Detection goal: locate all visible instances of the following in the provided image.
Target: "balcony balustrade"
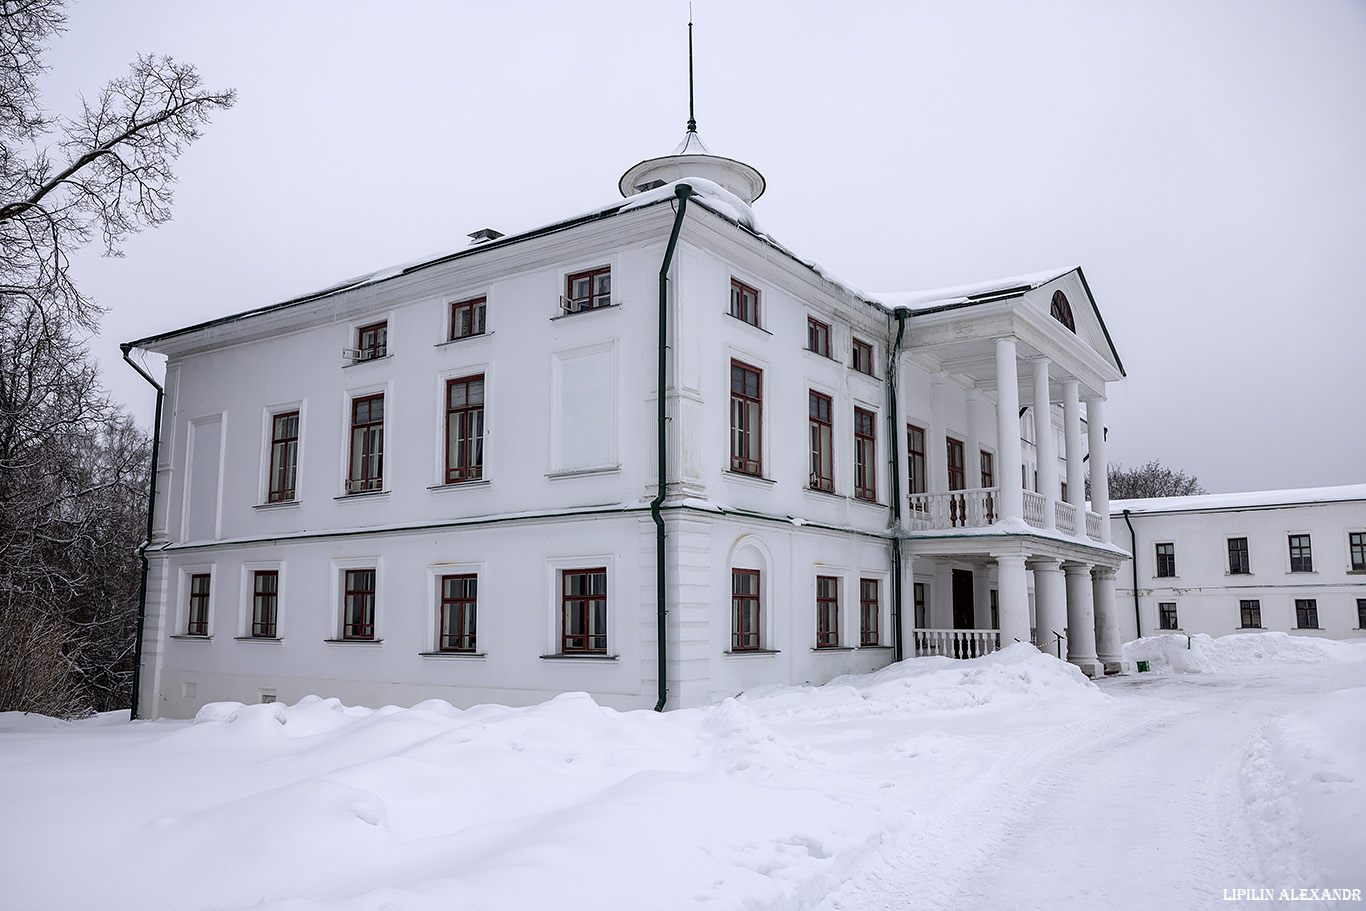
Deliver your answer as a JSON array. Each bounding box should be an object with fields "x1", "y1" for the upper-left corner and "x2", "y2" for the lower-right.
[
  {"x1": 912, "y1": 628, "x2": 1001, "y2": 659},
  {"x1": 906, "y1": 486, "x2": 1105, "y2": 542}
]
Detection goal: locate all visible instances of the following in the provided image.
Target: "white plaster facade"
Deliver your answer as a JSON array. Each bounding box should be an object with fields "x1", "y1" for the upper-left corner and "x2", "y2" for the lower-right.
[
  {"x1": 126, "y1": 130, "x2": 1132, "y2": 718},
  {"x1": 1110, "y1": 486, "x2": 1366, "y2": 642}
]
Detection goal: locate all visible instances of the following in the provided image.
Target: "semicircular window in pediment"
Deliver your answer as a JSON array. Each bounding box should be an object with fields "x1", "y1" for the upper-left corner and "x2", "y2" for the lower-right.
[{"x1": 1050, "y1": 290, "x2": 1076, "y2": 333}]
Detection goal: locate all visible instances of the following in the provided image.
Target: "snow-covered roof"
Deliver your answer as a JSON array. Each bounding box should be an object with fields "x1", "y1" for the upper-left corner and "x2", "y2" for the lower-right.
[
  {"x1": 1111, "y1": 484, "x2": 1366, "y2": 516},
  {"x1": 874, "y1": 267, "x2": 1078, "y2": 313}
]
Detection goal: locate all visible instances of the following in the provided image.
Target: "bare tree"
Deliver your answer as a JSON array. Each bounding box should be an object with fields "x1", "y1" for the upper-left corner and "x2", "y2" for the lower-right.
[
  {"x1": 0, "y1": 1, "x2": 231, "y2": 714},
  {"x1": 1103, "y1": 460, "x2": 1208, "y2": 500},
  {"x1": 1, "y1": 0, "x2": 236, "y2": 330}
]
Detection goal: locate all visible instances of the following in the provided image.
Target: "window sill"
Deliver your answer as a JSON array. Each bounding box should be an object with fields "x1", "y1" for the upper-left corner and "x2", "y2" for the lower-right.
[
  {"x1": 851, "y1": 495, "x2": 886, "y2": 509},
  {"x1": 801, "y1": 348, "x2": 838, "y2": 362},
  {"x1": 724, "y1": 470, "x2": 775, "y2": 487},
  {"x1": 419, "y1": 651, "x2": 487, "y2": 659},
  {"x1": 1287, "y1": 570, "x2": 1318, "y2": 575},
  {"x1": 234, "y1": 636, "x2": 283, "y2": 643},
  {"x1": 171, "y1": 634, "x2": 213, "y2": 641},
  {"x1": 724, "y1": 648, "x2": 780, "y2": 657},
  {"x1": 546, "y1": 464, "x2": 621, "y2": 480},
  {"x1": 428, "y1": 479, "x2": 490, "y2": 492},
  {"x1": 1346, "y1": 570, "x2": 1366, "y2": 575},
  {"x1": 724, "y1": 312, "x2": 771, "y2": 334},
  {"x1": 435, "y1": 331, "x2": 492, "y2": 349},
  {"x1": 811, "y1": 646, "x2": 855, "y2": 652},
  {"x1": 849, "y1": 367, "x2": 880, "y2": 381},
  {"x1": 550, "y1": 303, "x2": 621, "y2": 321},
  {"x1": 538, "y1": 653, "x2": 618, "y2": 661},
  {"x1": 324, "y1": 638, "x2": 384, "y2": 645},
  {"x1": 343, "y1": 354, "x2": 392, "y2": 369},
  {"x1": 1153, "y1": 576, "x2": 1179, "y2": 581},
  {"x1": 336, "y1": 489, "x2": 390, "y2": 501},
  {"x1": 858, "y1": 644, "x2": 894, "y2": 650},
  {"x1": 1238, "y1": 627, "x2": 1266, "y2": 630},
  {"x1": 254, "y1": 500, "x2": 301, "y2": 510},
  {"x1": 806, "y1": 484, "x2": 839, "y2": 498},
  {"x1": 1224, "y1": 571, "x2": 1252, "y2": 577},
  {"x1": 1295, "y1": 627, "x2": 1322, "y2": 631}
]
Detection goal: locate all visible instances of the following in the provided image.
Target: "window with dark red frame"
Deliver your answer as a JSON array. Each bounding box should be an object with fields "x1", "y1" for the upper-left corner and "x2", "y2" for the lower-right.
[
  {"x1": 251, "y1": 570, "x2": 278, "y2": 638},
  {"x1": 355, "y1": 321, "x2": 387, "y2": 360},
  {"x1": 913, "y1": 581, "x2": 927, "y2": 628},
  {"x1": 852, "y1": 338, "x2": 874, "y2": 375},
  {"x1": 450, "y1": 296, "x2": 486, "y2": 340},
  {"x1": 946, "y1": 437, "x2": 965, "y2": 491},
  {"x1": 854, "y1": 407, "x2": 876, "y2": 501},
  {"x1": 445, "y1": 375, "x2": 484, "y2": 483},
  {"x1": 439, "y1": 574, "x2": 477, "y2": 652},
  {"x1": 1228, "y1": 537, "x2": 1250, "y2": 574},
  {"x1": 1289, "y1": 535, "x2": 1313, "y2": 572},
  {"x1": 268, "y1": 411, "x2": 299, "y2": 503},
  {"x1": 732, "y1": 569, "x2": 760, "y2": 651},
  {"x1": 562, "y1": 568, "x2": 607, "y2": 654},
  {"x1": 564, "y1": 267, "x2": 611, "y2": 313},
  {"x1": 815, "y1": 575, "x2": 839, "y2": 648},
  {"x1": 907, "y1": 424, "x2": 926, "y2": 495},
  {"x1": 1350, "y1": 532, "x2": 1366, "y2": 572},
  {"x1": 1156, "y1": 543, "x2": 1176, "y2": 578},
  {"x1": 1295, "y1": 598, "x2": 1318, "y2": 629},
  {"x1": 859, "y1": 578, "x2": 879, "y2": 646},
  {"x1": 343, "y1": 569, "x2": 376, "y2": 639},
  {"x1": 187, "y1": 573, "x2": 210, "y2": 636},
  {"x1": 730, "y1": 361, "x2": 762, "y2": 475},
  {"x1": 807, "y1": 317, "x2": 831, "y2": 357},
  {"x1": 730, "y1": 279, "x2": 759, "y2": 326},
  {"x1": 348, "y1": 394, "x2": 384, "y2": 493},
  {"x1": 980, "y1": 450, "x2": 994, "y2": 489},
  {"x1": 809, "y1": 391, "x2": 833, "y2": 492}
]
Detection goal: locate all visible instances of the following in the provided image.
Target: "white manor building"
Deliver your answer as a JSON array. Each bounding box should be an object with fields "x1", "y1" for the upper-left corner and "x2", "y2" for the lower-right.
[
  {"x1": 1110, "y1": 486, "x2": 1366, "y2": 641},
  {"x1": 124, "y1": 121, "x2": 1132, "y2": 719}
]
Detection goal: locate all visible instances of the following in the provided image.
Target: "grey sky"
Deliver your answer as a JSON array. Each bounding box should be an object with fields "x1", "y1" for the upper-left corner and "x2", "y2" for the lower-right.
[{"x1": 44, "y1": 0, "x2": 1366, "y2": 493}]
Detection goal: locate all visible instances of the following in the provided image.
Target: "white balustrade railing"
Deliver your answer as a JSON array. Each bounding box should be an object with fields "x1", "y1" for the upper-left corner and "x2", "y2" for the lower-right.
[
  {"x1": 1085, "y1": 510, "x2": 1104, "y2": 540},
  {"x1": 913, "y1": 628, "x2": 1001, "y2": 659},
  {"x1": 1055, "y1": 499, "x2": 1078, "y2": 534},
  {"x1": 906, "y1": 487, "x2": 998, "y2": 530},
  {"x1": 1022, "y1": 490, "x2": 1047, "y2": 528}
]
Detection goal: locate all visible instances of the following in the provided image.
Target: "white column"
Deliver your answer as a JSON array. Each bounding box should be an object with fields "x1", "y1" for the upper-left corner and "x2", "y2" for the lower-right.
[
  {"x1": 1031, "y1": 358, "x2": 1056, "y2": 529},
  {"x1": 1064, "y1": 561, "x2": 1101, "y2": 676},
  {"x1": 994, "y1": 338, "x2": 1023, "y2": 521},
  {"x1": 1063, "y1": 380, "x2": 1086, "y2": 513},
  {"x1": 1084, "y1": 393, "x2": 1111, "y2": 543},
  {"x1": 995, "y1": 553, "x2": 1031, "y2": 648},
  {"x1": 930, "y1": 377, "x2": 949, "y2": 493},
  {"x1": 1029, "y1": 558, "x2": 1067, "y2": 659},
  {"x1": 1092, "y1": 565, "x2": 1131, "y2": 672}
]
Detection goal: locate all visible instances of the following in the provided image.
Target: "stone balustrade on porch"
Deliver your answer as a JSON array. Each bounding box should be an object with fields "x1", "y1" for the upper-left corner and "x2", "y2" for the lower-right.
[
  {"x1": 912, "y1": 628, "x2": 1001, "y2": 659},
  {"x1": 907, "y1": 487, "x2": 1106, "y2": 541}
]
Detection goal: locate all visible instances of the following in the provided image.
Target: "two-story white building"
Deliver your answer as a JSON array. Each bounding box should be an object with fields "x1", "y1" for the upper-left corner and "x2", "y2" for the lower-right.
[
  {"x1": 1110, "y1": 486, "x2": 1366, "y2": 641},
  {"x1": 124, "y1": 124, "x2": 1131, "y2": 718}
]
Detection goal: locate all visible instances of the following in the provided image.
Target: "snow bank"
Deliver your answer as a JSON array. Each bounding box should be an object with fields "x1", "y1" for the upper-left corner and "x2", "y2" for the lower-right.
[
  {"x1": 740, "y1": 643, "x2": 1105, "y2": 721},
  {"x1": 1124, "y1": 631, "x2": 1365, "y2": 674}
]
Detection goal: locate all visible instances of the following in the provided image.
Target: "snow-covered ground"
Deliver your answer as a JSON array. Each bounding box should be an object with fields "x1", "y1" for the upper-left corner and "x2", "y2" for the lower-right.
[{"x1": 2, "y1": 634, "x2": 1363, "y2": 911}]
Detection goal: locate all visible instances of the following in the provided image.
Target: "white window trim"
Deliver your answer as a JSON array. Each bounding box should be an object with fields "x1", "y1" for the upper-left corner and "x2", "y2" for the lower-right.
[
  {"x1": 544, "y1": 554, "x2": 617, "y2": 658},
  {"x1": 258, "y1": 399, "x2": 305, "y2": 506},
  {"x1": 857, "y1": 570, "x2": 891, "y2": 648},
  {"x1": 727, "y1": 535, "x2": 775, "y2": 654},
  {"x1": 727, "y1": 272, "x2": 766, "y2": 331},
  {"x1": 812, "y1": 567, "x2": 850, "y2": 650},
  {"x1": 344, "y1": 311, "x2": 395, "y2": 365},
  {"x1": 174, "y1": 563, "x2": 216, "y2": 638},
  {"x1": 850, "y1": 396, "x2": 882, "y2": 504},
  {"x1": 426, "y1": 561, "x2": 484, "y2": 655},
  {"x1": 557, "y1": 257, "x2": 620, "y2": 316},
  {"x1": 341, "y1": 382, "x2": 393, "y2": 497},
  {"x1": 239, "y1": 561, "x2": 285, "y2": 640},
  {"x1": 433, "y1": 360, "x2": 493, "y2": 488},
  {"x1": 445, "y1": 288, "x2": 492, "y2": 342},
  {"x1": 329, "y1": 556, "x2": 383, "y2": 642},
  {"x1": 726, "y1": 346, "x2": 770, "y2": 480},
  {"x1": 1285, "y1": 529, "x2": 1316, "y2": 574}
]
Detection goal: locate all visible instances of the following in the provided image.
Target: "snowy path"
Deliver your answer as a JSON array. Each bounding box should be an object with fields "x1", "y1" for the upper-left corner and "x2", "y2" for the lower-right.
[{"x1": 808, "y1": 665, "x2": 1366, "y2": 911}]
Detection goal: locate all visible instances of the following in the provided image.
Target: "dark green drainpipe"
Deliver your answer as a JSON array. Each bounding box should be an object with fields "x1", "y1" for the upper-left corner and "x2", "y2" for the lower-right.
[
  {"x1": 121, "y1": 344, "x2": 165, "y2": 721},
  {"x1": 1123, "y1": 509, "x2": 1142, "y2": 639},
  {"x1": 653, "y1": 183, "x2": 693, "y2": 711},
  {"x1": 887, "y1": 309, "x2": 909, "y2": 661}
]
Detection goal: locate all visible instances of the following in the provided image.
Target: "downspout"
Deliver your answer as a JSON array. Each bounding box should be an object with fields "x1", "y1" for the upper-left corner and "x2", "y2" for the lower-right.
[
  {"x1": 1123, "y1": 509, "x2": 1142, "y2": 639},
  {"x1": 653, "y1": 183, "x2": 693, "y2": 711},
  {"x1": 121, "y1": 343, "x2": 165, "y2": 721},
  {"x1": 887, "y1": 308, "x2": 909, "y2": 661}
]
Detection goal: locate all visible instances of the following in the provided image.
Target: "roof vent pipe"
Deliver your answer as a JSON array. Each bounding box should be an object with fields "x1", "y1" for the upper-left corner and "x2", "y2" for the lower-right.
[{"x1": 467, "y1": 228, "x2": 504, "y2": 244}]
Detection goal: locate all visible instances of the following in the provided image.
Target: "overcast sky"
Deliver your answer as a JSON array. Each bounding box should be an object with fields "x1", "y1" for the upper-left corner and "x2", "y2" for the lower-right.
[{"x1": 42, "y1": 0, "x2": 1366, "y2": 494}]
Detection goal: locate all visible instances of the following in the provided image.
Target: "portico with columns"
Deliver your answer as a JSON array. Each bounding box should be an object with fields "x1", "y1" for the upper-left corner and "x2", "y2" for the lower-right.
[{"x1": 884, "y1": 267, "x2": 1131, "y2": 676}]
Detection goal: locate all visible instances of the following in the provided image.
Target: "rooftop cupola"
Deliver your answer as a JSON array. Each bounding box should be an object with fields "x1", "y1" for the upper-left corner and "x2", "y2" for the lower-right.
[{"x1": 617, "y1": 19, "x2": 766, "y2": 204}]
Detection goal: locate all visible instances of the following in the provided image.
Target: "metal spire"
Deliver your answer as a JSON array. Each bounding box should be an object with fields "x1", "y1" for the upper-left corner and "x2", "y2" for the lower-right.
[{"x1": 687, "y1": 9, "x2": 697, "y2": 133}]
